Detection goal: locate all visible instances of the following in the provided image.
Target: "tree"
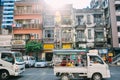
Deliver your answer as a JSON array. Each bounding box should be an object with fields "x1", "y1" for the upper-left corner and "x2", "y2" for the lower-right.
[{"x1": 25, "y1": 40, "x2": 43, "y2": 60}]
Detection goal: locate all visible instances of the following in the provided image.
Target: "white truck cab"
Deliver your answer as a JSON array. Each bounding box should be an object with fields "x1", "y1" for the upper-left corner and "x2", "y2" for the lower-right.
[
  {"x1": 53, "y1": 49, "x2": 111, "y2": 80},
  {"x1": 0, "y1": 51, "x2": 25, "y2": 80}
]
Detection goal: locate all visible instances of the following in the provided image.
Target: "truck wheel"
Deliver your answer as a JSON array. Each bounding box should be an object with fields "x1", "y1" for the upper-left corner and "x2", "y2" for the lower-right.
[
  {"x1": 0, "y1": 70, "x2": 9, "y2": 80},
  {"x1": 61, "y1": 75, "x2": 69, "y2": 80},
  {"x1": 92, "y1": 73, "x2": 102, "y2": 80}
]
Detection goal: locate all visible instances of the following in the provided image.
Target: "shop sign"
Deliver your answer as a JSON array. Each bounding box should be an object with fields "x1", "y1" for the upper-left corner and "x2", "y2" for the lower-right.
[
  {"x1": 108, "y1": 53, "x2": 113, "y2": 57},
  {"x1": 99, "y1": 49, "x2": 108, "y2": 54},
  {"x1": 62, "y1": 44, "x2": 71, "y2": 49},
  {"x1": 0, "y1": 35, "x2": 12, "y2": 46},
  {"x1": 89, "y1": 49, "x2": 98, "y2": 54},
  {"x1": 44, "y1": 44, "x2": 54, "y2": 49},
  {"x1": 11, "y1": 40, "x2": 25, "y2": 45}
]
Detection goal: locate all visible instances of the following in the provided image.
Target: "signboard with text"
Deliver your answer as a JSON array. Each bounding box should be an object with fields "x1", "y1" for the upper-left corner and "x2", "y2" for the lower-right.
[
  {"x1": 0, "y1": 35, "x2": 12, "y2": 47},
  {"x1": 44, "y1": 44, "x2": 54, "y2": 49}
]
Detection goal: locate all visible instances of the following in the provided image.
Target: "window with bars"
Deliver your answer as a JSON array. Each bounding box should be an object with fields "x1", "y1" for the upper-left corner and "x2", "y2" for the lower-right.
[
  {"x1": 45, "y1": 30, "x2": 54, "y2": 38},
  {"x1": 117, "y1": 26, "x2": 120, "y2": 32},
  {"x1": 44, "y1": 15, "x2": 54, "y2": 26},
  {"x1": 88, "y1": 29, "x2": 92, "y2": 39},
  {"x1": 77, "y1": 30, "x2": 84, "y2": 38},
  {"x1": 34, "y1": 34, "x2": 39, "y2": 39},
  {"x1": 76, "y1": 15, "x2": 84, "y2": 25},
  {"x1": 94, "y1": 14, "x2": 102, "y2": 24},
  {"x1": 87, "y1": 15, "x2": 91, "y2": 24},
  {"x1": 96, "y1": 32, "x2": 103, "y2": 38}
]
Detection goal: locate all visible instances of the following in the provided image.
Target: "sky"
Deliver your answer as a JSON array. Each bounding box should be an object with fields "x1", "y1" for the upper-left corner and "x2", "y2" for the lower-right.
[{"x1": 44, "y1": 0, "x2": 91, "y2": 9}]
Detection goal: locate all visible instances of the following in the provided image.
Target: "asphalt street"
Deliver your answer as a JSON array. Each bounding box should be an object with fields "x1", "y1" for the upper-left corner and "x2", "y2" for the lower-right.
[{"x1": 9, "y1": 66, "x2": 120, "y2": 80}]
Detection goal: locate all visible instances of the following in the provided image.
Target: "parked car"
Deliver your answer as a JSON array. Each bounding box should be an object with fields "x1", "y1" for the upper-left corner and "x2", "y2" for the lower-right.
[
  {"x1": 34, "y1": 59, "x2": 47, "y2": 68},
  {"x1": 47, "y1": 61, "x2": 54, "y2": 68},
  {"x1": 23, "y1": 56, "x2": 36, "y2": 68}
]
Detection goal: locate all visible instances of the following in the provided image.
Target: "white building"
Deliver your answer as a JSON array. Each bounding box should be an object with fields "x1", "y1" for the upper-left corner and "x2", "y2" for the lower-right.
[{"x1": 74, "y1": 9, "x2": 106, "y2": 49}]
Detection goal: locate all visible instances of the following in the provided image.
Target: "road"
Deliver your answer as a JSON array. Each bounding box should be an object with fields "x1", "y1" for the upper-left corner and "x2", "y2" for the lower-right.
[{"x1": 9, "y1": 66, "x2": 120, "y2": 80}]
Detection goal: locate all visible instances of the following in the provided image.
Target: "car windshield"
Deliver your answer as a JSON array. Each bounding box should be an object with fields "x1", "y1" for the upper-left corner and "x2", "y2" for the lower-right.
[
  {"x1": 14, "y1": 52, "x2": 24, "y2": 62},
  {"x1": 37, "y1": 59, "x2": 45, "y2": 62}
]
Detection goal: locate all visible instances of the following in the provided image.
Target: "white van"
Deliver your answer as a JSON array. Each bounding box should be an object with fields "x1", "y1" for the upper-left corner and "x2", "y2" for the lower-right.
[
  {"x1": 53, "y1": 49, "x2": 111, "y2": 80},
  {"x1": 0, "y1": 51, "x2": 25, "y2": 80},
  {"x1": 23, "y1": 56, "x2": 36, "y2": 68}
]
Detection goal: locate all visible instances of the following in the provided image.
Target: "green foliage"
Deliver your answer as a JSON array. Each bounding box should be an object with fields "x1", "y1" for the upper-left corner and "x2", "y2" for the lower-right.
[{"x1": 25, "y1": 40, "x2": 43, "y2": 53}]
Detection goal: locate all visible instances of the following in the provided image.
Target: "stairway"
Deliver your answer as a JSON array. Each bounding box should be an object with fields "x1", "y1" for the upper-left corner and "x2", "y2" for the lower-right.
[{"x1": 112, "y1": 54, "x2": 120, "y2": 65}]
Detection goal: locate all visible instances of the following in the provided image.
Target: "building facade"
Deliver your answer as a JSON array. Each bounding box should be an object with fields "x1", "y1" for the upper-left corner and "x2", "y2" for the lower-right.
[
  {"x1": 0, "y1": 1, "x2": 12, "y2": 51},
  {"x1": 12, "y1": 0, "x2": 44, "y2": 57},
  {"x1": 43, "y1": 4, "x2": 75, "y2": 61},
  {"x1": 1, "y1": 0, "x2": 15, "y2": 34},
  {"x1": 0, "y1": 1, "x2": 3, "y2": 34},
  {"x1": 90, "y1": 0, "x2": 120, "y2": 55},
  {"x1": 74, "y1": 9, "x2": 107, "y2": 49}
]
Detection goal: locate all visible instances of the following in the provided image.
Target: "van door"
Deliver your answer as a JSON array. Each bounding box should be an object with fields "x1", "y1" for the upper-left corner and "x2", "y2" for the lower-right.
[
  {"x1": 0, "y1": 53, "x2": 14, "y2": 71},
  {"x1": 29, "y1": 56, "x2": 35, "y2": 66},
  {"x1": 87, "y1": 55, "x2": 107, "y2": 78}
]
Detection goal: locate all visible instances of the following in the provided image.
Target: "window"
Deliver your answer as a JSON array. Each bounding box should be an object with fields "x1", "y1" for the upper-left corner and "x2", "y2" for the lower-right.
[
  {"x1": 117, "y1": 26, "x2": 120, "y2": 32},
  {"x1": 44, "y1": 15, "x2": 54, "y2": 26},
  {"x1": 94, "y1": 14, "x2": 102, "y2": 24},
  {"x1": 61, "y1": 16, "x2": 71, "y2": 25},
  {"x1": 76, "y1": 15, "x2": 84, "y2": 25},
  {"x1": 77, "y1": 30, "x2": 84, "y2": 38},
  {"x1": 115, "y1": 4, "x2": 120, "y2": 11},
  {"x1": 88, "y1": 29, "x2": 92, "y2": 39},
  {"x1": 45, "y1": 30, "x2": 54, "y2": 38},
  {"x1": 118, "y1": 38, "x2": 120, "y2": 43},
  {"x1": 14, "y1": 34, "x2": 22, "y2": 39},
  {"x1": 87, "y1": 15, "x2": 91, "y2": 24},
  {"x1": 89, "y1": 56, "x2": 104, "y2": 64},
  {"x1": 96, "y1": 32, "x2": 103, "y2": 38},
  {"x1": 25, "y1": 35, "x2": 30, "y2": 39},
  {"x1": 116, "y1": 16, "x2": 120, "y2": 21},
  {"x1": 34, "y1": 34, "x2": 39, "y2": 39},
  {"x1": 1, "y1": 53, "x2": 14, "y2": 63}
]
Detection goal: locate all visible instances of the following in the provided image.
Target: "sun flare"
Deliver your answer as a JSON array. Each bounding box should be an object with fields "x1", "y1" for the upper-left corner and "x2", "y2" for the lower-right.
[
  {"x1": 45, "y1": 0, "x2": 67, "y2": 9},
  {"x1": 44, "y1": 0, "x2": 91, "y2": 9}
]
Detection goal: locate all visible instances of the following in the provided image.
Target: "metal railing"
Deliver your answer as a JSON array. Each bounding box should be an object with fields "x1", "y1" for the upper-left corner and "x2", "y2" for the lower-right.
[{"x1": 112, "y1": 53, "x2": 120, "y2": 64}]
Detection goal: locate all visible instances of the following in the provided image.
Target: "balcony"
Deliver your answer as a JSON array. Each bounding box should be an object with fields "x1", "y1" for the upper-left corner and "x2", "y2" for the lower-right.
[
  {"x1": 43, "y1": 38, "x2": 54, "y2": 43},
  {"x1": 62, "y1": 38, "x2": 73, "y2": 43},
  {"x1": 14, "y1": 10, "x2": 42, "y2": 15},
  {"x1": 75, "y1": 25, "x2": 86, "y2": 30},
  {"x1": 76, "y1": 38, "x2": 86, "y2": 42},
  {"x1": 13, "y1": 24, "x2": 42, "y2": 30},
  {"x1": 95, "y1": 38, "x2": 105, "y2": 42}
]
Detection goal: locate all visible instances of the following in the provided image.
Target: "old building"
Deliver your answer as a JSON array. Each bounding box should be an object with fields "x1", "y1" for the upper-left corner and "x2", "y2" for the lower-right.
[
  {"x1": 90, "y1": 0, "x2": 120, "y2": 56},
  {"x1": 43, "y1": 4, "x2": 75, "y2": 61},
  {"x1": 74, "y1": 9, "x2": 107, "y2": 49},
  {"x1": 12, "y1": 0, "x2": 44, "y2": 57}
]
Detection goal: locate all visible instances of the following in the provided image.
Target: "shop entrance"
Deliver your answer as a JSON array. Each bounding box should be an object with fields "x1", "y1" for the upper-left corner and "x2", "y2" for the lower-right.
[{"x1": 45, "y1": 52, "x2": 53, "y2": 61}]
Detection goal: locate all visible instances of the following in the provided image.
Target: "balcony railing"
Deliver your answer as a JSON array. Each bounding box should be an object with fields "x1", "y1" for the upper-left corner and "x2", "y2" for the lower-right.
[
  {"x1": 13, "y1": 24, "x2": 42, "y2": 29},
  {"x1": 43, "y1": 38, "x2": 54, "y2": 43},
  {"x1": 95, "y1": 38, "x2": 105, "y2": 42},
  {"x1": 14, "y1": 10, "x2": 42, "y2": 15},
  {"x1": 62, "y1": 38, "x2": 73, "y2": 43},
  {"x1": 76, "y1": 38, "x2": 86, "y2": 42}
]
